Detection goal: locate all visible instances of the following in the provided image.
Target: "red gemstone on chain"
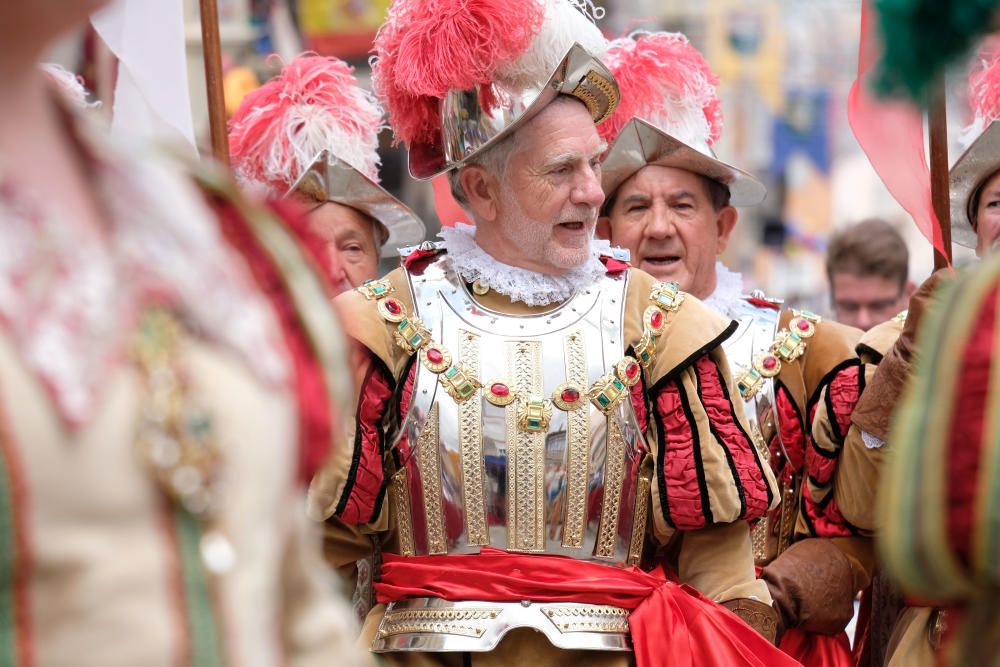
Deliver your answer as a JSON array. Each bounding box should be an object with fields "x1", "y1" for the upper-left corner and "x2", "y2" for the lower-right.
[
  {"x1": 560, "y1": 388, "x2": 580, "y2": 403},
  {"x1": 625, "y1": 362, "x2": 640, "y2": 379},
  {"x1": 762, "y1": 356, "x2": 778, "y2": 370},
  {"x1": 796, "y1": 319, "x2": 810, "y2": 331},
  {"x1": 385, "y1": 299, "x2": 402, "y2": 315},
  {"x1": 491, "y1": 383, "x2": 509, "y2": 397},
  {"x1": 650, "y1": 310, "x2": 664, "y2": 328},
  {"x1": 426, "y1": 348, "x2": 444, "y2": 364}
]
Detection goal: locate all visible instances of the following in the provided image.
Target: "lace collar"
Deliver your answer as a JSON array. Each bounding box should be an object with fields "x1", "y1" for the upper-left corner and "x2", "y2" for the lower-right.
[
  {"x1": 702, "y1": 261, "x2": 746, "y2": 319},
  {"x1": 0, "y1": 109, "x2": 287, "y2": 427},
  {"x1": 437, "y1": 223, "x2": 610, "y2": 306}
]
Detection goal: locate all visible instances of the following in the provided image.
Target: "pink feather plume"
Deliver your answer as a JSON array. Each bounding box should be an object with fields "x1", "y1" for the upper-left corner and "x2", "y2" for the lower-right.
[
  {"x1": 969, "y1": 51, "x2": 1000, "y2": 127},
  {"x1": 372, "y1": 0, "x2": 545, "y2": 148},
  {"x1": 228, "y1": 53, "x2": 384, "y2": 192},
  {"x1": 599, "y1": 31, "x2": 722, "y2": 147}
]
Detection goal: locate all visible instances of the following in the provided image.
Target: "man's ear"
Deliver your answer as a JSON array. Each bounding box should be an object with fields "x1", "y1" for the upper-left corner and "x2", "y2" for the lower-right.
[
  {"x1": 715, "y1": 206, "x2": 739, "y2": 255},
  {"x1": 596, "y1": 215, "x2": 613, "y2": 241},
  {"x1": 458, "y1": 165, "x2": 499, "y2": 223}
]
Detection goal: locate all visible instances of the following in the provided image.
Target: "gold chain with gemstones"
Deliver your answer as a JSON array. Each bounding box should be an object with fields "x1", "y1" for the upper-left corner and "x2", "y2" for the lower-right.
[
  {"x1": 357, "y1": 278, "x2": 684, "y2": 428},
  {"x1": 734, "y1": 309, "x2": 823, "y2": 400}
]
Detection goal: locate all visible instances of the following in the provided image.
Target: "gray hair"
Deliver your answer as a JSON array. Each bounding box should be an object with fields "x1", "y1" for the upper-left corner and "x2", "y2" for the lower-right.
[{"x1": 447, "y1": 131, "x2": 519, "y2": 215}]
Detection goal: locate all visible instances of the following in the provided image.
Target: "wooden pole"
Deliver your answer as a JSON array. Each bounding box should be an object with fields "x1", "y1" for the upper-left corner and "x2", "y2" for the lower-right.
[
  {"x1": 199, "y1": 0, "x2": 229, "y2": 165},
  {"x1": 929, "y1": 76, "x2": 952, "y2": 268}
]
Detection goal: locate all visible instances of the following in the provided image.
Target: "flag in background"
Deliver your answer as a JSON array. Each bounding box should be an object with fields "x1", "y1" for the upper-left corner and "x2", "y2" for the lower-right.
[{"x1": 847, "y1": 0, "x2": 949, "y2": 261}]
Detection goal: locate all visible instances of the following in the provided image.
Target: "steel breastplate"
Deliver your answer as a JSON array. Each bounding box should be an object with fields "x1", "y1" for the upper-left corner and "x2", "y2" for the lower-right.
[
  {"x1": 722, "y1": 299, "x2": 782, "y2": 450},
  {"x1": 388, "y1": 258, "x2": 650, "y2": 566},
  {"x1": 722, "y1": 298, "x2": 801, "y2": 565}
]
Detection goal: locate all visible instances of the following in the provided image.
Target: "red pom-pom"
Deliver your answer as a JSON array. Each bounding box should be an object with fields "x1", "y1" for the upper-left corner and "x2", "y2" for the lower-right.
[{"x1": 599, "y1": 32, "x2": 722, "y2": 148}]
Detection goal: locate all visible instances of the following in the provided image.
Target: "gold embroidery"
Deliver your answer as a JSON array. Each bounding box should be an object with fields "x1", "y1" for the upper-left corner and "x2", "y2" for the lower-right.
[
  {"x1": 570, "y1": 70, "x2": 620, "y2": 124},
  {"x1": 417, "y1": 404, "x2": 447, "y2": 555},
  {"x1": 507, "y1": 341, "x2": 545, "y2": 552},
  {"x1": 628, "y1": 470, "x2": 651, "y2": 565},
  {"x1": 459, "y1": 331, "x2": 488, "y2": 546},
  {"x1": 390, "y1": 470, "x2": 415, "y2": 556},
  {"x1": 595, "y1": 417, "x2": 626, "y2": 559},
  {"x1": 540, "y1": 605, "x2": 630, "y2": 634},
  {"x1": 376, "y1": 607, "x2": 501, "y2": 639},
  {"x1": 562, "y1": 332, "x2": 590, "y2": 549}
]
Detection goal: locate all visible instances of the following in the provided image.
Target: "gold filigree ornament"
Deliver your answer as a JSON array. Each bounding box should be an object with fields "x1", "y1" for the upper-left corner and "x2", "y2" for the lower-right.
[
  {"x1": 642, "y1": 306, "x2": 668, "y2": 337},
  {"x1": 471, "y1": 279, "x2": 490, "y2": 296},
  {"x1": 634, "y1": 331, "x2": 657, "y2": 369},
  {"x1": 392, "y1": 316, "x2": 432, "y2": 354},
  {"x1": 649, "y1": 281, "x2": 685, "y2": 312},
  {"x1": 133, "y1": 308, "x2": 234, "y2": 574},
  {"x1": 788, "y1": 309, "x2": 821, "y2": 339},
  {"x1": 376, "y1": 296, "x2": 407, "y2": 323},
  {"x1": 734, "y1": 364, "x2": 767, "y2": 401},
  {"x1": 753, "y1": 351, "x2": 782, "y2": 378},
  {"x1": 615, "y1": 356, "x2": 642, "y2": 388},
  {"x1": 551, "y1": 382, "x2": 587, "y2": 411},
  {"x1": 589, "y1": 374, "x2": 627, "y2": 414},
  {"x1": 358, "y1": 277, "x2": 395, "y2": 301},
  {"x1": 420, "y1": 345, "x2": 453, "y2": 374},
  {"x1": 484, "y1": 379, "x2": 517, "y2": 407},
  {"x1": 517, "y1": 395, "x2": 553, "y2": 433},
  {"x1": 438, "y1": 363, "x2": 483, "y2": 403},
  {"x1": 772, "y1": 329, "x2": 808, "y2": 364}
]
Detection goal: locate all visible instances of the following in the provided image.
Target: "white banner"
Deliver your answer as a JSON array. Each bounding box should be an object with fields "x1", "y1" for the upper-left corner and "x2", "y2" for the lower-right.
[{"x1": 91, "y1": 0, "x2": 197, "y2": 155}]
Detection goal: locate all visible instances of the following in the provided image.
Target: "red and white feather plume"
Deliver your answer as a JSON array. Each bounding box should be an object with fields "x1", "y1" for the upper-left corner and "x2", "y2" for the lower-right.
[
  {"x1": 962, "y1": 49, "x2": 1000, "y2": 148},
  {"x1": 599, "y1": 31, "x2": 722, "y2": 147},
  {"x1": 372, "y1": 0, "x2": 608, "y2": 149},
  {"x1": 228, "y1": 54, "x2": 384, "y2": 193}
]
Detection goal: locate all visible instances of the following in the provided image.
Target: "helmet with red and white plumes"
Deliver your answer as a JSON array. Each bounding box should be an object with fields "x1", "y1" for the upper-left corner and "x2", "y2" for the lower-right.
[{"x1": 371, "y1": 0, "x2": 619, "y2": 179}]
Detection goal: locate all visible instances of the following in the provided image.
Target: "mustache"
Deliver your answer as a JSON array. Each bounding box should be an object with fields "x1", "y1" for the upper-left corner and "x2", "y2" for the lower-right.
[{"x1": 554, "y1": 207, "x2": 598, "y2": 225}]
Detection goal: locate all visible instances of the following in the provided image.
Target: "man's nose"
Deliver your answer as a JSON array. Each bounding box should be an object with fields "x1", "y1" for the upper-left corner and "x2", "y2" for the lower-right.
[
  {"x1": 570, "y1": 167, "x2": 605, "y2": 209},
  {"x1": 644, "y1": 205, "x2": 676, "y2": 240}
]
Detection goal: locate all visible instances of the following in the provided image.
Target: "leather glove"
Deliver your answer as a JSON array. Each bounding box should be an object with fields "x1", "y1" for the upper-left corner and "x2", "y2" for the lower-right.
[
  {"x1": 851, "y1": 268, "x2": 953, "y2": 440},
  {"x1": 722, "y1": 598, "x2": 779, "y2": 644},
  {"x1": 760, "y1": 538, "x2": 857, "y2": 640}
]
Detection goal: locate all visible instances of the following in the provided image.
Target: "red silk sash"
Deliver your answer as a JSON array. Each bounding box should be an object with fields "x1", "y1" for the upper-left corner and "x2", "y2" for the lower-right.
[
  {"x1": 779, "y1": 628, "x2": 853, "y2": 667},
  {"x1": 376, "y1": 548, "x2": 802, "y2": 667}
]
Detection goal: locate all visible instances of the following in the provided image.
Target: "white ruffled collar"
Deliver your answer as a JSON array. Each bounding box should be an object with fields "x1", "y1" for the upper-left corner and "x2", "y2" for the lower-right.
[
  {"x1": 437, "y1": 223, "x2": 610, "y2": 306},
  {"x1": 702, "y1": 261, "x2": 746, "y2": 318}
]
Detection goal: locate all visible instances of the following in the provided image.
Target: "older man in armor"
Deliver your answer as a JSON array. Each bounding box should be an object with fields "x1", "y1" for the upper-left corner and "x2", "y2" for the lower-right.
[
  {"x1": 595, "y1": 31, "x2": 870, "y2": 666},
  {"x1": 308, "y1": 2, "x2": 798, "y2": 665}
]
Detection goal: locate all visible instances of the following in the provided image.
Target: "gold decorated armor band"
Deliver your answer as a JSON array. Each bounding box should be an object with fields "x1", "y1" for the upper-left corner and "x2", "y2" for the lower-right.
[
  {"x1": 735, "y1": 308, "x2": 823, "y2": 401},
  {"x1": 372, "y1": 598, "x2": 631, "y2": 652},
  {"x1": 458, "y1": 330, "x2": 489, "y2": 546},
  {"x1": 507, "y1": 340, "x2": 546, "y2": 552},
  {"x1": 357, "y1": 277, "x2": 686, "y2": 423},
  {"x1": 562, "y1": 331, "x2": 590, "y2": 549},
  {"x1": 416, "y1": 403, "x2": 447, "y2": 555}
]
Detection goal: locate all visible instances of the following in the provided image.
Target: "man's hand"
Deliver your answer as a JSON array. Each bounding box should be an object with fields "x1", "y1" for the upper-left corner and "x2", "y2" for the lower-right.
[{"x1": 760, "y1": 538, "x2": 857, "y2": 641}]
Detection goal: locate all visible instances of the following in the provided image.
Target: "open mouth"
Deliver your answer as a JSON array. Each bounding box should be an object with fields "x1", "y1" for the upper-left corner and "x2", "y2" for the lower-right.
[
  {"x1": 641, "y1": 255, "x2": 681, "y2": 267},
  {"x1": 557, "y1": 221, "x2": 585, "y2": 231}
]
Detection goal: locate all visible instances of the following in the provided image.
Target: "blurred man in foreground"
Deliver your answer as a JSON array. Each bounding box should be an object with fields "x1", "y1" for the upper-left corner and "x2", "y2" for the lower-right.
[{"x1": 0, "y1": 1, "x2": 364, "y2": 663}]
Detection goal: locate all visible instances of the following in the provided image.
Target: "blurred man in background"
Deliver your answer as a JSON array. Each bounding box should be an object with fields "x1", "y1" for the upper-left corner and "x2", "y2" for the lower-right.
[{"x1": 826, "y1": 218, "x2": 912, "y2": 330}]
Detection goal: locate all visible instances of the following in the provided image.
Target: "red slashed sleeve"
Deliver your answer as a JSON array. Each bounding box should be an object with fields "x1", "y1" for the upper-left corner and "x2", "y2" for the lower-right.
[{"x1": 650, "y1": 349, "x2": 778, "y2": 532}]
